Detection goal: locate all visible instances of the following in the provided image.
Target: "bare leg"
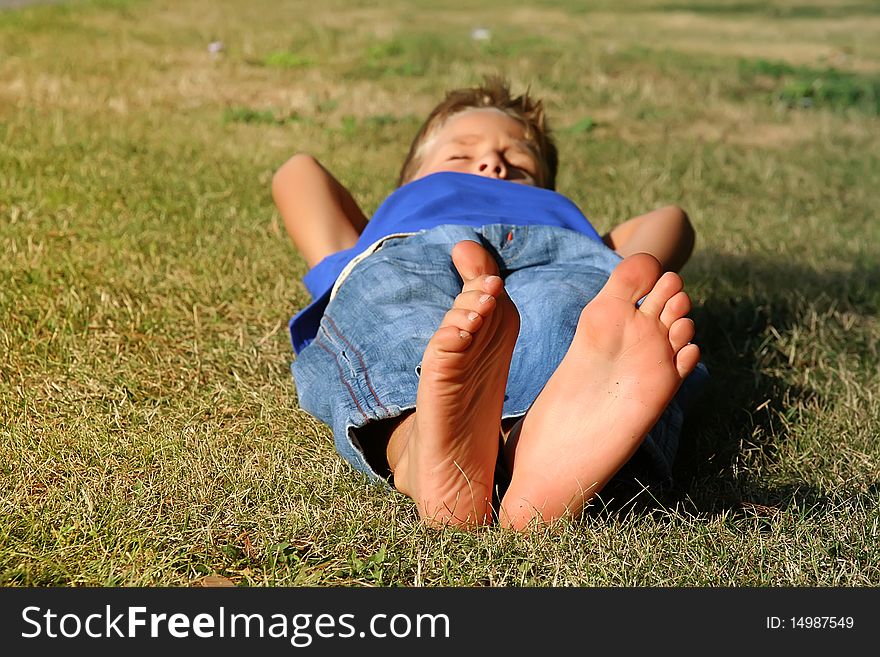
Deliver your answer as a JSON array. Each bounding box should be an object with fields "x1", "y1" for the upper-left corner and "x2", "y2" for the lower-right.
[
  {"x1": 499, "y1": 253, "x2": 700, "y2": 530},
  {"x1": 389, "y1": 240, "x2": 520, "y2": 528}
]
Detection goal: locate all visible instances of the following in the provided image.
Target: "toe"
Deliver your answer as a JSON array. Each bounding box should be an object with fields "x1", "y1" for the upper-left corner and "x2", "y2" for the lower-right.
[
  {"x1": 428, "y1": 325, "x2": 473, "y2": 355},
  {"x1": 640, "y1": 271, "x2": 684, "y2": 317},
  {"x1": 668, "y1": 317, "x2": 695, "y2": 353},
  {"x1": 440, "y1": 307, "x2": 484, "y2": 333},
  {"x1": 452, "y1": 289, "x2": 497, "y2": 314},
  {"x1": 460, "y1": 273, "x2": 503, "y2": 297},
  {"x1": 658, "y1": 290, "x2": 692, "y2": 328},
  {"x1": 452, "y1": 240, "x2": 500, "y2": 282},
  {"x1": 602, "y1": 253, "x2": 663, "y2": 304},
  {"x1": 674, "y1": 343, "x2": 701, "y2": 379}
]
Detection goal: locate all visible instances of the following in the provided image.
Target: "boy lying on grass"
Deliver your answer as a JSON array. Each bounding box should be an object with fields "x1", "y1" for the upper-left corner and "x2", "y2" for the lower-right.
[{"x1": 272, "y1": 77, "x2": 707, "y2": 531}]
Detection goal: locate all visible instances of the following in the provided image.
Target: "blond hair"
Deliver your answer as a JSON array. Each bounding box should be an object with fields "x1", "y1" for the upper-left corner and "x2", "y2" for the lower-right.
[{"x1": 398, "y1": 77, "x2": 558, "y2": 189}]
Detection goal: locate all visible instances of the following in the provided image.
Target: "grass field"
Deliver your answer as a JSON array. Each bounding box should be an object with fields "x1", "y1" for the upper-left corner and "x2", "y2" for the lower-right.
[{"x1": 1, "y1": 0, "x2": 878, "y2": 586}]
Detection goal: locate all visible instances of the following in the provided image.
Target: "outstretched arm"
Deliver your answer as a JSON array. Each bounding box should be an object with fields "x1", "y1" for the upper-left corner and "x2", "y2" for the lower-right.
[
  {"x1": 272, "y1": 154, "x2": 368, "y2": 268},
  {"x1": 601, "y1": 205, "x2": 695, "y2": 272}
]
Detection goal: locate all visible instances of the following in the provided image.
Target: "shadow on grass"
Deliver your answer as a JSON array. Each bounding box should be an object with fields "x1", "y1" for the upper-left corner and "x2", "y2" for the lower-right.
[{"x1": 594, "y1": 251, "x2": 879, "y2": 519}]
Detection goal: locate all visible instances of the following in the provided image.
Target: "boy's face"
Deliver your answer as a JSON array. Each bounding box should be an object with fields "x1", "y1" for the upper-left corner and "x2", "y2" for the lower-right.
[{"x1": 411, "y1": 108, "x2": 542, "y2": 186}]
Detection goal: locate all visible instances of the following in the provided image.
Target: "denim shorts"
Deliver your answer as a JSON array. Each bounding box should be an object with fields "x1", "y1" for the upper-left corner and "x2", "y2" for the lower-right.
[{"x1": 291, "y1": 223, "x2": 708, "y2": 489}]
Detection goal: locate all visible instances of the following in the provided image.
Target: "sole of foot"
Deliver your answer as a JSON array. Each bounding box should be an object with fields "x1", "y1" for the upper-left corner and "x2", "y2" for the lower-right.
[
  {"x1": 499, "y1": 253, "x2": 700, "y2": 530},
  {"x1": 391, "y1": 240, "x2": 521, "y2": 528}
]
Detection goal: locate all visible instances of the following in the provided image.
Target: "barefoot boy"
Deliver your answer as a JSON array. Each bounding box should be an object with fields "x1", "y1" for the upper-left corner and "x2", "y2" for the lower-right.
[{"x1": 273, "y1": 78, "x2": 706, "y2": 530}]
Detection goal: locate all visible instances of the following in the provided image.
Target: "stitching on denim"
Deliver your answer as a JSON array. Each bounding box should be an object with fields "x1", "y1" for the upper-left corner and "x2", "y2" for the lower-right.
[
  {"x1": 323, "y1": 315, "x2": 391, "y2": 417},
  {"x1": 314, "y1": 333, "x2": 368, "y2": 424}
]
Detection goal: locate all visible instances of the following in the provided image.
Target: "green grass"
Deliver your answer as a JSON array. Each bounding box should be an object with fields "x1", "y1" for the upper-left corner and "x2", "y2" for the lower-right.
[
  {"x1": 739, "y1": 58, "x2": 880, "y2": 114},
  {"x1": 1, "y1": 0, "x2": 879, "y2": 586}
]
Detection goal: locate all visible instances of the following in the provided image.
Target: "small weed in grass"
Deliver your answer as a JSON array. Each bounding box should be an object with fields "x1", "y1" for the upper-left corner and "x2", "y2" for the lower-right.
[
  {"x1": 222, "y1": 107, "x2": 302, "y2": 125},
  {"x1": 336, "y1": 114, "x2": 412, "y2": 138},
  {"x1": 315, "y1": 99, "x2": 338, "y2": 113},
  {"x1": 778, "y1": 71, "x2": 880, "y2": 114},
  {"x1": 361, "y1": 37, "x2": 425, "y2": 77},
  {"x1": 739, "y1": 58, "x2": 797, "y2": 79},
  {"x1": 659, "y1": 2, "x2": 880, "y2": 19},
  {"x1": 366, "y1": 40, "x2": 404, "y2": 60},
  {"x1": 261, "y1": 50, "x2": 314, "y2": 69},
  {"x1": 564, "y1": 117, "x2": 597, "y2": 134},
  {"x1": 224, "y1": 107, "x2": 275, "y2": 124},
  {"x1": 478, "y1": 34, "x2": 555, "y2": 58},
  {"x1": 738, "y1": 58, "x2": 880, "y2": 115},
  {"x1": 355, "y1": 33, "x2": 460, "y2": 79},
  {"x1": 364, "y1": 114, "x2": 402, "y2": 127}
]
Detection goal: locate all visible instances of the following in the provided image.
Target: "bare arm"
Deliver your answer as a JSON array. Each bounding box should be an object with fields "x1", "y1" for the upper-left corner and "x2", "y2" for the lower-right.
[
  {"x1": 271, "y1": 154, "x2": 368, "y2": 268},
  {"x1": 601, "y1": 205, "x2": 695, "y2": 272}
]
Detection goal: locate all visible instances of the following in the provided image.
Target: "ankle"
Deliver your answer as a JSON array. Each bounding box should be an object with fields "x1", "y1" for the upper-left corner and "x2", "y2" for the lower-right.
[{"x1": 386, "y1": 413, "x2": 416, "y2": 494}]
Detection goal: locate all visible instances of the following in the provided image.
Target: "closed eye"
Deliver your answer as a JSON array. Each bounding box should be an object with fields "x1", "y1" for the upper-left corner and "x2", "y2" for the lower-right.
[
  {"x1": 506, "y1": 152, "x2": 535, "y2": 170},
  {"x1": 509, "y1": 161, "x2": 535, "y2": 176}
]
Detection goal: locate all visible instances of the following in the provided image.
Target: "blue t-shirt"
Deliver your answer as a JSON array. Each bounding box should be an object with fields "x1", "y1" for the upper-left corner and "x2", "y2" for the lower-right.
[{"x1": 289, "y1": 172, "x2": 603, "y2": 354}]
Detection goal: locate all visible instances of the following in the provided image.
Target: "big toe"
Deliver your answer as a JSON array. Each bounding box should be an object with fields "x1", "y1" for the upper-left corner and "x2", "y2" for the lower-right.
[
  {"x1": 601, "y1": 253, "x2": 663, "y2": 304},
  {"x1": 452, "y1": 239, "x2": 500, "y2": 282}
]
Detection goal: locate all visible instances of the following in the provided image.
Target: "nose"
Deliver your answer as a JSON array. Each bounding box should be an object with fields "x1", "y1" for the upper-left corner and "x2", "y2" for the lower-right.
[{"x1": 475, "y1": 151, "x2": 507, "y2": 179}]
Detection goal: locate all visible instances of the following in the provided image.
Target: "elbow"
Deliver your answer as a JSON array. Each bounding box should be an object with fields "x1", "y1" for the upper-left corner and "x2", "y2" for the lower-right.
[
  {"x1": 680, "y1": 207, "x2": 695, "y2": 245},
  {"x1": 666, "y1": 204, "x2": 691, "y2": 225},
  {"x1": 274, "y1": 153, "x2": 318, "y2": 177},
  {"x1": 653, "y1": 205, "x2": 695, "y2": 272},
  {"x1": 666, "y1": 204, "x2": 694, "y2": 239},
  {"x1": 272, "y1": 153, "x2": 317, "y2": 197},
  {"x1": 285, "y1": 153, "x2": 318, "y2": 170},
  {"x1": 672, "y1": 206, "x2": 696, "y2": 269}
]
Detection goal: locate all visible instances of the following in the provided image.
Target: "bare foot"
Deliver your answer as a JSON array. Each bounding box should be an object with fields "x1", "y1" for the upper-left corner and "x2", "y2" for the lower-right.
[
  {"x1": 499, "y1": 253, "x2": 700, "y2": 530},
  {"x1": 391, "y1": 240, "x2": 520, "y2": 528}
]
